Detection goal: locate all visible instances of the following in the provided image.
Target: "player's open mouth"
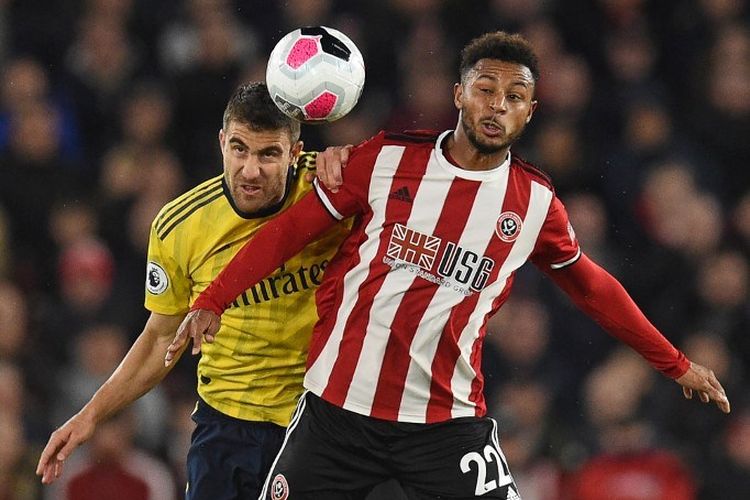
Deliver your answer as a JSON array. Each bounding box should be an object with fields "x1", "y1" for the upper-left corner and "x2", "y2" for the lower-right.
[
  {"x1": 481, "y1": 121, "x2": 504, "y2": 137},
  {"x1": 240, "y1": 185, "x2": 262, "y2": 196}
]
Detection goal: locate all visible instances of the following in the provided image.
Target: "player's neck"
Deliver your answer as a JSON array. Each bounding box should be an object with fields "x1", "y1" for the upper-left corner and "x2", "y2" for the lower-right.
[{"x1": 444, "y1": 129, "x2": 510, "y2": 171}]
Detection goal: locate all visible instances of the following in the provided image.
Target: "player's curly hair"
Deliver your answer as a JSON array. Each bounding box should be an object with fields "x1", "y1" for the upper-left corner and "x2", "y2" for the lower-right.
[
  {"x1": 460, "y1": 31, "x2": 540, "y2": 83},
  {"x1": 223, "y1": 82, "x2": 301, "y2": 143}
]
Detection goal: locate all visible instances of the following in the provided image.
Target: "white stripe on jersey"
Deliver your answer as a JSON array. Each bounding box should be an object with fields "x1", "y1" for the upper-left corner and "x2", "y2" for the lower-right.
[
  {"x1": 450, "y1": 180, "x2": 553, "y2": 417},
  {"x1": 313, "y1": 178, "x2": 345, "y2": 220},
  {"x1": 397, "y1": 157, "x2": 511, "y2": 421},
  {"x1": 305, "y1": 145, "x2": 406, "y2": 394},
  {"x1": 345, "y1": 149, "x2": 454, "y2": 414}
]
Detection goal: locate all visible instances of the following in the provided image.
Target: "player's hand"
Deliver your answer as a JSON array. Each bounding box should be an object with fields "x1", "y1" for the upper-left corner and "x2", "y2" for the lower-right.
[
  {"x1": 304, "y1": 144, "x2": 353, "y2": 193},
  {"x1": 675, "y1": 361, "x2": 731, "y2": 413},
  {"x1": 36, "y1": 412, "x2": 96, "y2": 484},
  {"x1": 164, "y1": 309, "x2": 220, "y2": 366}
]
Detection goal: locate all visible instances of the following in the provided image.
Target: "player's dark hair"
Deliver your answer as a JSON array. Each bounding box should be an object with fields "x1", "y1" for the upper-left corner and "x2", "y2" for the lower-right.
[
  {"x1": 223, "y1": 82, "x2": 301, "y2": 143},
  {"x1": 459, "y1": 31, "x2": 540, "y2": 82}
]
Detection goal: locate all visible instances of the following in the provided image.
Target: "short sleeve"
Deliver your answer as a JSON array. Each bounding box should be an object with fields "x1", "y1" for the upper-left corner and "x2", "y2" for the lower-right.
[
  {"x1": 144, "y1": 221, "x2": 191, "y2": 315},
  {"x1": 530, "y1": 195, "x2": 581, "y2": 270},
  {"x1": 313, "y1": 133, "x2": 384, "y2": 219}
]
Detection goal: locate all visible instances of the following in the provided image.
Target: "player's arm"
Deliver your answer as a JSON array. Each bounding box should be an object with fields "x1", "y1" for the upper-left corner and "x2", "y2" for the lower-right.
[
  {"x1": 165, "y1": 191, "x2": 339, "y2": 365},
  {"x1": 36, "y1": 312, "x2": 187, "y2": 484},
  {"x1": 545, "y1": 254, "x2": 730, "y2": 413}
]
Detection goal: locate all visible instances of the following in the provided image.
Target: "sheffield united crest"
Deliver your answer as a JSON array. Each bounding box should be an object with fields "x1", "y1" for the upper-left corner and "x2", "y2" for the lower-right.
[{"x1": 496, "y1": 212, "x2": 523, "y2": 242}]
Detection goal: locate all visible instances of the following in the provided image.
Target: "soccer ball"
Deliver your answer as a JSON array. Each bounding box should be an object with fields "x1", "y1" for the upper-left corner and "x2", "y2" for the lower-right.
[{"x1": 266, "y1": 26, "x2": 365, "y2": 124}]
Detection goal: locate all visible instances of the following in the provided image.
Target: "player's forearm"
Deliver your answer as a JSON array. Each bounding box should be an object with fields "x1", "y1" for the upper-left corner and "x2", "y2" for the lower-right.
[
  {"x1": 548, "y1": 254, "x2": 689, "y2": 378},
  {"x1": 193, "y1": 192, "x2": 337, "y2": 315},
  {"x1": 80, "y1": 318, "x2": 182, "y2": 423}
]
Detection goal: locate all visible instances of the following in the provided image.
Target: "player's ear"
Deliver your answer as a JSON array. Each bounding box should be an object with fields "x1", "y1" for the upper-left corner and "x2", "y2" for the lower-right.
[
  {"x1": 526, "y1": 100, "x2": 538, "y2": 123},
  {"x1": 453, "y1": 82, "x2": 463, "y2": 110},
  {"x1": 291, "y1": 140, "x2": 304, "y2": 162},
  {"x1": 219, "y1": 129, "x2": 226, "y2": 149}
]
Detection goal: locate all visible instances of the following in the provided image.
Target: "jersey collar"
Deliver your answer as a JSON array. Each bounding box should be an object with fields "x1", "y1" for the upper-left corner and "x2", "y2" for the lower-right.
[{"x1": 435, "y1": 130, "x2": 511, "y2": 181}]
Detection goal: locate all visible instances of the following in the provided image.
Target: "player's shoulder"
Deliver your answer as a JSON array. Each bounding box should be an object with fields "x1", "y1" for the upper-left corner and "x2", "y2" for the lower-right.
[
  {"x1": 383, "y1": 129, "x2": 441, "y2": 145},
  {"x1": 342, "y1": 130, "x2": 439, "y2": 165},
  {"x1": 510, "y1": 154, "x2": 554, "y2": 191},
  {"x1": 152, "y1": 174, "x2": 225, "y2": 239},
  {"x1": 295, "y1": 150, "x2": 318, "y2": 173}
]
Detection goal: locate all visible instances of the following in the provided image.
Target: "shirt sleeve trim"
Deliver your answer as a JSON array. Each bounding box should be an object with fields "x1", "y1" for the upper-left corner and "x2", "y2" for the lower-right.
[
  {"x1": 313, "y1": 178, "x2": 345, "y2": 220},
  {"x1": 549, "y1": 247, "x2": 582, "y2": 270}
]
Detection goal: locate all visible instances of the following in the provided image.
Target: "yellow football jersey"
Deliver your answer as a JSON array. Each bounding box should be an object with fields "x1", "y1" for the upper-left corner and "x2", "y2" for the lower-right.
[{"x1": 144, "y1": 153, "x2": 349, "y2": 426}]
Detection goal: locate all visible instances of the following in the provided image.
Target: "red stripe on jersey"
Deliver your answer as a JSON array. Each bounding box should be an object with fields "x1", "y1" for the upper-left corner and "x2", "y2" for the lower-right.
[
  {"x1": 321, "y1": 146, "x2": 434, "y2": 407},
  {"x1": 369, "y1": 177, "x2": 482, "y2": 421},
  {"x1": 308, "y1": 213, "x2": 371, "y2": 368},
  {"x1": 425, "y1": 166, "x2": 534, "y2": 421}
]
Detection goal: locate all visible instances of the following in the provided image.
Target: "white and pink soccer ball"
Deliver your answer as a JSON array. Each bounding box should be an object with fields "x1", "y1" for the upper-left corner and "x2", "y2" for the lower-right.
[{"x1": 266, "y1": 26, "x2": 365, "y2": 124}]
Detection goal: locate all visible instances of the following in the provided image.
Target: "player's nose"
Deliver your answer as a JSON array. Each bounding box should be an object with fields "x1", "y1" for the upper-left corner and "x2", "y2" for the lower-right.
[{"x1": 240, "y1": 159, "x2": 261, "y2": 179}]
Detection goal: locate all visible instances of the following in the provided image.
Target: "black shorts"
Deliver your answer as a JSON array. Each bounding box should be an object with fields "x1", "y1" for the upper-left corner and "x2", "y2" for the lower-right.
[
  {"x1": 187, "y1": 398, "x2": 286, "y2": 500},
  {"x1": 261, "y1": 392, "x2": 520, "y2": 500}
]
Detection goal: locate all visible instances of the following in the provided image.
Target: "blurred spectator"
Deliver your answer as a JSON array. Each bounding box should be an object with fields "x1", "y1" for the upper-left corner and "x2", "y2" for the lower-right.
[
  {"x1": 0, "y1": 99, "x2": 82, "y2": 290},
  {"x1": 565, "y1": 348, "x2": 697, "y2": 500},
  {"x1": 687, "y1": 22, "x2": 750, "y2": 201},
  {"x1": 482, "y1": 296, "x2": 570, "y2": 411},
  {"x1": 163, "y1": 0, "x2": 255, "y2": 180},
  {"x1": 700, "y1": 407, "x2": 750, "y2": 500},
  {"x1": 489, "y1": 379, "x2": 564, "y2": 500},
  {"x1": 0, "y1": 56, "x2": 81, "y2": 163},
  {"x1": 654, "y1": 331, "x2": 743, "y2": 466},
  {"x1": 0, "y1": 410, "x2": 40, "y2": 500},
  {"x1": 44, "y1": 409, "x2": 175, "y2": 500},
  {"x1": 53, "y1": 323, "x2": 170, "y2": 452},
  {"x1": 64, "y1": 9, "x2": 142, "y2": 164}
]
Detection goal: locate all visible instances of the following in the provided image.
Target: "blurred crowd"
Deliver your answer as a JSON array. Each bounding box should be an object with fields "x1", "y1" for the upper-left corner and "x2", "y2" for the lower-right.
[{"x1": 0, "y1": 0, "x2": 748, "y2": 499}]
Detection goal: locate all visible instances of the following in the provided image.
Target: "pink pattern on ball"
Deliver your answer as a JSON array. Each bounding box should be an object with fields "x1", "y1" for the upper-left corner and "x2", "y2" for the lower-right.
[
  {"x1": 304, "y1": 91, "x2": 338, "y2": 119},
  {"x1": 286, "y1": 37, "x2": 319, "y2": 69}
]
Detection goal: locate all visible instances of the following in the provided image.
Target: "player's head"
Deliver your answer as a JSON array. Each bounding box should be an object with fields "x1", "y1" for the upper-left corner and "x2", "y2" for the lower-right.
[
  {"x1": 220, "y1": 82, "x2": 303, "y2": 214},
  {"x1": 454, "y1": 31, "x2": 539, "y2": 155}
]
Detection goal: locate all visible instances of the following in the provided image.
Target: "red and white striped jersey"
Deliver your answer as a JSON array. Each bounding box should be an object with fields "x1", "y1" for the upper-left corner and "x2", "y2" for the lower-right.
[{"x1": 308, "y1": 130, "x2": 580, "y2": 423}]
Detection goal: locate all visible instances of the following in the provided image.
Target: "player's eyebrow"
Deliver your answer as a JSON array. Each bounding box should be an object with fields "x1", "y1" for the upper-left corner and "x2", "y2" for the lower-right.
[
  {"x1": 258, "y1": 144, "x2": 284, "y2": 155},
  {"x1": 228, "y1": 137, "x2": 248, "y2": 148}
]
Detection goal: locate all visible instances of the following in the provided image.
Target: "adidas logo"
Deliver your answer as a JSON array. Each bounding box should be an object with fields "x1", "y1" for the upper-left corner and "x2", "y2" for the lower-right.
[{"x1": 389, "y1": 186, "x2": 413, "y2": 203}]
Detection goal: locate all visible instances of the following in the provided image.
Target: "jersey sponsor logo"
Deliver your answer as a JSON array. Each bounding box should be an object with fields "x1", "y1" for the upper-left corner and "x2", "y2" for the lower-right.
[
  {"x1": 227, "y1": 259, "x2": 329, "y2": 309},
  {"x1": 271, "y1": 474, "x2": 289, "y2": 500},
  {"x1": 146, "y1": 261, "x2": 169, "y2": 295},
  {"x1": 383, "y1": 224, "x2": 495, "y2": 296},
  {"x1": 496, "y1": 211, "x2": 523, "y2": 242},
  {"x1": 387, "y1": 223, "x2": 440, "y2": 269}
]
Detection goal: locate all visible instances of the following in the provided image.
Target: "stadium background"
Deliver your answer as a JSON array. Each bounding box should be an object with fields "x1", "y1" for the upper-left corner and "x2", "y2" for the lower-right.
[{"x1": 0, "y1": 0, "x2": 748, "y2": 498}]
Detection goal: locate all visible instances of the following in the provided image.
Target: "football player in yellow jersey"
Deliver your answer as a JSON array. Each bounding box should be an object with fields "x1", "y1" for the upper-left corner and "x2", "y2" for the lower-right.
[{"x1": 36, "y1": 82, "x2": 351, "y2": 499}]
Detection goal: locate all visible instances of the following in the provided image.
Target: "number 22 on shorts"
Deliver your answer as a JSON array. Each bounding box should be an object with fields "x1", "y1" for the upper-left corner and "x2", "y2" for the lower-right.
[{"x1": 460, "y1": 443, "x2": 513, "y2": 496}]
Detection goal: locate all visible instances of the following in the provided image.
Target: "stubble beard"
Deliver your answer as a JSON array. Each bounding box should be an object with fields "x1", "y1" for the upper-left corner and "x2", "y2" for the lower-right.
[{"x1": 462, "y1": 113, "x2": 524, "y2": 155}]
